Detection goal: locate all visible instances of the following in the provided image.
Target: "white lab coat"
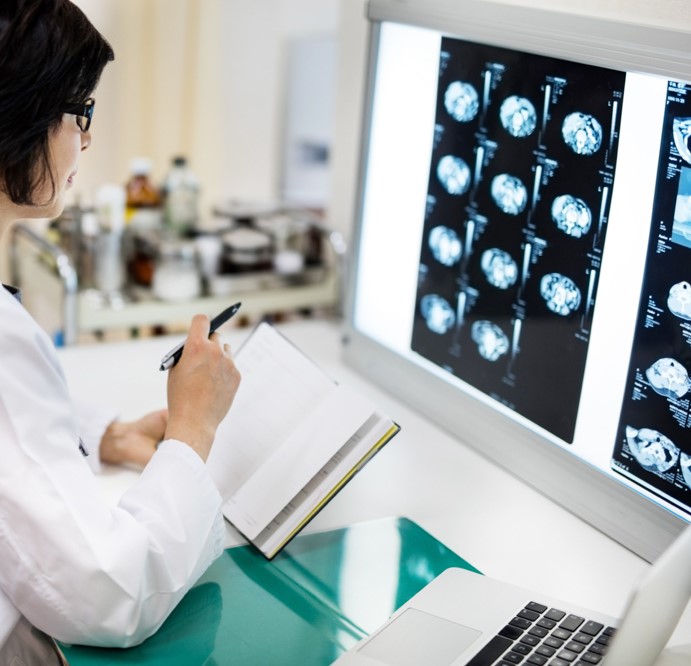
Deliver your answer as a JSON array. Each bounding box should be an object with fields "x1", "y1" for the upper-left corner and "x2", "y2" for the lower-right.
[{"x1": 0, "y1": 287, "x2": 225, "y2": 648}]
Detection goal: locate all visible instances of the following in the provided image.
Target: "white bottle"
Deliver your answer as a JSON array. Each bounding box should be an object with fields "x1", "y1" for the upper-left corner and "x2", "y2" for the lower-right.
[{"x1": 163, "y1": 156, "x2": 199, "y2": 235}]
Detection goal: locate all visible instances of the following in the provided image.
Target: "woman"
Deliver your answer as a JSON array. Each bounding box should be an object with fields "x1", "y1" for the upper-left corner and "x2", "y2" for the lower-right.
[{"x1": 0, "y1": 0, "x2": 241, "y2": 661}]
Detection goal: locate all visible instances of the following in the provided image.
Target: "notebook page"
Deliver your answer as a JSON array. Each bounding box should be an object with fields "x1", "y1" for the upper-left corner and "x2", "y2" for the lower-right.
[
  {"x1": 206, "y1": 322, "x2": 335, "y2": 500},
  {"x1": 224, "y1": 382, "x2": 376, "y2": 540}
]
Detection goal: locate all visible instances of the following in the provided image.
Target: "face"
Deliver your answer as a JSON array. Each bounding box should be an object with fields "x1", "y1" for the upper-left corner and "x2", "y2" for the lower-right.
[
  {"x1": 38, "y1": 114, "x2": 91, "y2": 217},
  {"x1": 0, "y1": 114, "x2": 91, "y2": 223}
]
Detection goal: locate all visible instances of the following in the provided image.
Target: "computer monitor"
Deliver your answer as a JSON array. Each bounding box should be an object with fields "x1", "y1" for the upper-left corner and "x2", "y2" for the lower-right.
[{"x1": 343, "y1": 0, "x2": 691, "y2": 562}]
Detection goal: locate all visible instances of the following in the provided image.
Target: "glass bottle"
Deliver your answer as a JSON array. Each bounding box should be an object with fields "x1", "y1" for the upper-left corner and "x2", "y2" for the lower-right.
[{"x1": 162, "y1": 156, "x2": 199, "y2": 236}]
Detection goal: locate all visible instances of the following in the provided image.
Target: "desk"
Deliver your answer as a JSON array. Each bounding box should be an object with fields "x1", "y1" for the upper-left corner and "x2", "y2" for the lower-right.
[
  {"x1": 61, "y1": 518, "x2": 476, "y2": 665},
  {"x1": 57, "y1": 317, "x2": 691, "y2": 657}
]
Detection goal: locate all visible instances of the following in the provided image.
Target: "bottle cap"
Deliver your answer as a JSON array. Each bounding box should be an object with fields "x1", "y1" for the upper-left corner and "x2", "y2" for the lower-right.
[{"x1": 130, "y1": 157, "x2": 153, "y2": 176}]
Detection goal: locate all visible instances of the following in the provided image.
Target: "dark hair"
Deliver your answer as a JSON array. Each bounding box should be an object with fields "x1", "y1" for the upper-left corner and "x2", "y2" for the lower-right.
[{"x1": 0, "y1": 0, "x2": 114, "y2": 205}]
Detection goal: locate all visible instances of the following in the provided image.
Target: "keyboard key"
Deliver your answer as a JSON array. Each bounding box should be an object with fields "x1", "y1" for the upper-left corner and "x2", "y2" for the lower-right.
[
  {"x1": 603, "y1": 626, "x2": 617, "y2": 636},
  {"x1": 595, "y1": 634, "x2": 611, "y2": 646},
  {"x1": 573, "y1": 632, "x2": 593, "y2": 645},
  {"x1": 528, "y1": 626, "x2": 548, "y2": 638},
  {"x1": 501, "y1": 652, "x2": 524, "y2": 663},
  {"x1": 520, "y1": 634, "x2": 540, "y2": 647},
  {"x1": 578, "y1": 653, "x2": 603, "y2": 664},
  {"x1": 518, "y1": 608, "x2": 540, "y2": 622},
  {"x1": 510, "y1": 617, "x2": 532, "y2": 630},
  {"x1": 581, "y1": 621, "x2": 604, "y2": 636},
  {"x1": 536, "y1": 618, "x2": 556, "y2": 629},
  {"x1": 560, "y1": 615, "x2": 585, "y2": 632},
  {"x1": 465, "y1": 635, "x2": 513, "y2": 666},
  {"x1": 552, "y1": 628, "x2": 573, "y2": 640},
  {"x1": 545, "y1": 608, "x2": 566, "y2": 622},
  {"x1": 544, "y1": 636, "x2": 564, "y2": 649},
  {"x1": 556, "y1": 648, "x2": 579, "y2": 661},
  {"x1": 587, "y1": 643, "x2": 608, "y2": 656},
  {"x1": 526, "y1": 656, "x2": 548, "y2": 665},
  {"x1": 499, "y1": 624, "x2": 524, "y2": 640},
  {"x1": 549, "y1": 659, "x2": 570, "y2": 666},
  {"x1": 535, "y1": 645, "x2": 556, "y2": 657},
  {"x1": 526, "y1": 602, "x2": 548, "y2": 614},
  {"x1": 511, "y1": 643, "x2": 532, "y2": 655},
  {"x1": 565, "y1": 641, "x2": 584, "y2": 653}
]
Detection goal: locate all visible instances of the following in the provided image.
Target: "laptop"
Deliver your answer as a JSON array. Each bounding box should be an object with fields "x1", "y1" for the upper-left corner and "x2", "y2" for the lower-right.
[{"x1": 332, "y1": 524, "x2": 691, "y2": 666}]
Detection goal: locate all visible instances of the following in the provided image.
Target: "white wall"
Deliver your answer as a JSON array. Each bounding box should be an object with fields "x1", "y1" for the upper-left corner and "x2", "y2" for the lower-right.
[{"x1": 71, "y1": 0, "x2": 340, "y2": 225}]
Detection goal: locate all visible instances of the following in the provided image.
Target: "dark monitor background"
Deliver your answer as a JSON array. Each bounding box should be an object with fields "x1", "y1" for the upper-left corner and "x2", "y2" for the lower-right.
[{"x1": 343, "y1": 0, "x2": 691, "y2": 562}]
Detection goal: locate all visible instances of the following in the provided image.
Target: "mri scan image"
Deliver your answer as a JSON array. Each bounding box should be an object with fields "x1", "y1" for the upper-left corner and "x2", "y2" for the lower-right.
[
  {"x1": 625, "y1": 426, "x2": 680, "y2": 474},
  {"x1": 428, "y1": 226, "x2": 462, "y2": 266},
  {"x1": 480, "y1": 248, "x2": 518, "y2": 289},
  {"x1": 437, "y1": 155, "x2": 471, "y2": 196},
  {"x1": 675, "y1": 192, "x2": 691, "y2": 236},
  {"x1": 471, "y1": 320, "x2": 509, "y2": 361},
  {"x1": 444, "y1": 81, "x2": 480, "y2": 123},
  {"x1": 681, "y1": 453, "x2": 691, "y2": 489},
  {"x1": 540, "y1": 273, "x2": 581, "y2": 316},
  {"x1": 562, "y1": 112, "x2": 603, "y2": 155},
  {"x1": 499, "y1": 95, "x2": 537, "y2": 138},
  {"x1": 668, "y1": 281, "x2": 691, "y2": 320},
  {"x1": 490, "y1": 174, "x2": 528, "y2": 215},
  {"x1": 420, "y1": 294, "x2": 456, "y2": 334},
  {"x1": 673, "y1": 117, "x2": 691, "y2": 164},
  {"x1": 551, "y1": 194, "x2": 592, "y2": 238},
  {"x1": 646, "y1": 358, "x2": 690, "y2": 399}
]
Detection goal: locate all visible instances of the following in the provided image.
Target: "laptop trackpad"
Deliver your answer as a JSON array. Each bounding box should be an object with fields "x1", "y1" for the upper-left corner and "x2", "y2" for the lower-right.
[{"x1": 358, "y1": 608, "x2": 482, "y2": 666}]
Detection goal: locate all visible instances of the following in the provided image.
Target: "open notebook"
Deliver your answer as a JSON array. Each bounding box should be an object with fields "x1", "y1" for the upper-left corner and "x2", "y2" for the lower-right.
[
  {"x1": 206, "y1": 322, "x2": 399, "y2": 559},
  {"x1": 333, "y1": 524, "x2": 691, "y2": 666}
]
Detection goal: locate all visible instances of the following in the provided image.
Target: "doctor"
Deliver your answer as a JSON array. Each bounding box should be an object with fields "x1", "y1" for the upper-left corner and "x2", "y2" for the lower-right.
[{"x1": 0, "y1": 0, "x2": 242, "y2": 662}]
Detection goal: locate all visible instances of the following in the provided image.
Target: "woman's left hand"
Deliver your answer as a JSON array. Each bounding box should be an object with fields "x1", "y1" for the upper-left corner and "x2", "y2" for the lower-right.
[{"x1": 100, "y1": 409, "x2": 168, "y2": 468}]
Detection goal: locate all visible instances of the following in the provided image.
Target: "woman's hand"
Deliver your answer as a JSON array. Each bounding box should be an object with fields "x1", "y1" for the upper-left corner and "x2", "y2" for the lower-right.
[
  {"x1": 100, "y1": 409, "x2": 168, "y2": 468},
  {"x1": 164, "y1": 314, "x2": 242, "y2": 461}
]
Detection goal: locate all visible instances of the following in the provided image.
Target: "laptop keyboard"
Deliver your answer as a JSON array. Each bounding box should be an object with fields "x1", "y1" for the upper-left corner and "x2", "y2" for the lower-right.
[{"x1": 466, "y1": 601, "x2": 617, "y2": 666}]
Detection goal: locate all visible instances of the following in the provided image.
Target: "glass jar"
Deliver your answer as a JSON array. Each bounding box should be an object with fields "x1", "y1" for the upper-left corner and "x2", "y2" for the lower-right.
[{"x1": 152, "y1": 240, "x2": 201, "y2": 301}]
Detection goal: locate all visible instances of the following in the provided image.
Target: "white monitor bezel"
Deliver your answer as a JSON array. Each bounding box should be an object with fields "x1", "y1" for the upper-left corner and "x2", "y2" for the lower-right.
[{"x1": 342, "y1": 0, "x2": 691, "y2": 562}]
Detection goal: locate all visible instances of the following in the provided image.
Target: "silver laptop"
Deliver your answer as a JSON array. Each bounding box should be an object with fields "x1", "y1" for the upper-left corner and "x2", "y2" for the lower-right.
[{"x1": 332, "y1": 525, "x2": 691, "y2": 666}]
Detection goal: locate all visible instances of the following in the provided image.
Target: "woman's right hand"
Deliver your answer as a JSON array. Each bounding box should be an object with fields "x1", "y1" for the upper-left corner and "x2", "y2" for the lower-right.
[{"x1": 163, "y1": 314, "x2": 241, "y2": 461}]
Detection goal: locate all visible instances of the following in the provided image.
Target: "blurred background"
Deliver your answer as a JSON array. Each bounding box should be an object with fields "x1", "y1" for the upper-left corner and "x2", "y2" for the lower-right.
[{"x1": 3, "y1": 0, "x2": 684, "y2": 344}]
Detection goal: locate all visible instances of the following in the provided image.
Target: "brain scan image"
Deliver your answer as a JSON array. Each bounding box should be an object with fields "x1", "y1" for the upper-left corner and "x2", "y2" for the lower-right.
[
  {"x1": 444, "y1": 81, "x2": 480, "y2": 123},
  {"x1": 471, "y1": 320, "x2": 509, "y2": 361},
  {"x1": 420, "y1": 294, "x2": 456, "y2": 334},
  {"x1": 490, "y1": 174, "x2": 528, "y2": 215},
  {"x1": 681, "y1": 452, "x2": 691, "y2": 489},
  {"x1": 562, "y1": 112, "x2": 603, "y2": 155},
  {"x1": 625, "y1": 426, "x2": 680, "y2": 474},
  {"x1": 428, "y1": 226, "x2": 462, "y2": 266},
  {"x1": 437, "y1": 155, "x2": 471, "y2": 196},
  {"x1": 646, "y1": 358, "x2": 690, "y2": 399},
  {"x1": 673, "y1": 117, "x2": 691, "y2": 164},
  {"x1": 540, "y1": 273, "x2": 581, "y2": 316},
  {"x1": 668, "y1": 281, "x2": 691, "y2": 320},
  {"x1": 499, "y1": 95, "x2": 537, "y2": 138},
  {"x1": 551, "y1": 194, "x2": 592, "y2": 238},
  {"x1": 480, "y1": 248, "x2": 518, "y2": 289}
]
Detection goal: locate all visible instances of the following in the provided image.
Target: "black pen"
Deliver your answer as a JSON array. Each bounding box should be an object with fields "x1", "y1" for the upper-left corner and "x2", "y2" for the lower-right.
[{"x1": 158, "y1": 302, "x2": 242, "y2": 371}]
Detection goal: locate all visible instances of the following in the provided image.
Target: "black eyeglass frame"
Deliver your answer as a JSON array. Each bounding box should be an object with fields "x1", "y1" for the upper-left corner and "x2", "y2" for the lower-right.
[{"x1": 62, "y1": 97, "x2": 95, "y2": 132}]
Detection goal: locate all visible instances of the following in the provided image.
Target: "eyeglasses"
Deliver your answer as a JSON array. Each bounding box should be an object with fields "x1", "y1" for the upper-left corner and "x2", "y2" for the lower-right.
[{"x1": 62, "y1": 97, "x2": 95, "y2": 132}]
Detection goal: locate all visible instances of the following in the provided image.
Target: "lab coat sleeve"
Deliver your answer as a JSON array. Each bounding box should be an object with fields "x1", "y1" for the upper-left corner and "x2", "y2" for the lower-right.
[
  {"x1": 71, "y1": 396, "x2": 119, "y2": 474},
  {"x1": 0, "y1": 296, "x2": 226, "y2": 647}
]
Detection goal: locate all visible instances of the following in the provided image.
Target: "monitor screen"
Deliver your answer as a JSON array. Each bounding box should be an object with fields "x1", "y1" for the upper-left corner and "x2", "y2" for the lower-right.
[{"x1": 344, "y1": 0, "x2": 691, "y2": 561}]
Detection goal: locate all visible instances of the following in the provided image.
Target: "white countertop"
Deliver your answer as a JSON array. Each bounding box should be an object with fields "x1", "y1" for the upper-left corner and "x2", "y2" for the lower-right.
[{"x1": 57, "y1": 316, "x2": 691, "y2": 648}]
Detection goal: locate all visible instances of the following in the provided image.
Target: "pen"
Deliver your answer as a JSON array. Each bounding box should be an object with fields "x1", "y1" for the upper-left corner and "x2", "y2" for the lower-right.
[{"x1": 158, "y1": 301, "x2": 242, "y2": 371}]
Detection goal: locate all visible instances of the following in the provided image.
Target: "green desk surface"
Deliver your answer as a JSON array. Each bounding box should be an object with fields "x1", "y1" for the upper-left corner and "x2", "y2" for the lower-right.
[{"x1": 60, "y1": 517, "x2": 479, "y2": 665}]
